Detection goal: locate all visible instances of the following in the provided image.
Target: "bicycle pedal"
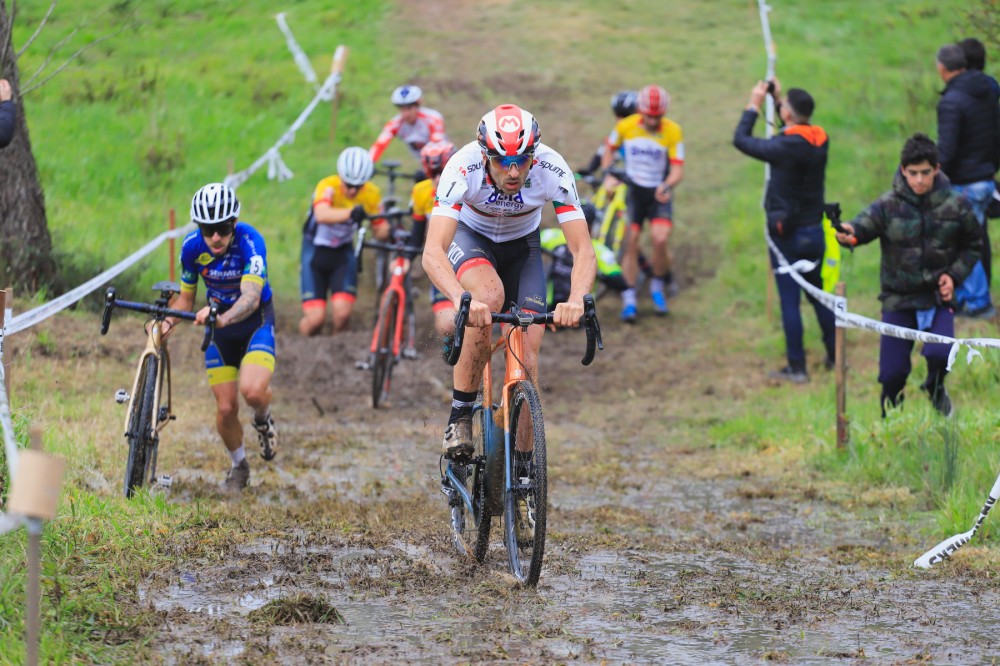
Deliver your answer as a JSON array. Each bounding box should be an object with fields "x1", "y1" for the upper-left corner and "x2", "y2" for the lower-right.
[
  {"x1": 114, "y1": 389, "x2": 129, "y2": 404},
  {"x1": 354, "y1": 360, "x2": 371, "y2": 370}
]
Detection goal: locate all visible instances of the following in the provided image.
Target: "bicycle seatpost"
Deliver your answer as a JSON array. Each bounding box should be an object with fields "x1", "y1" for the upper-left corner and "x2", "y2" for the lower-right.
[{"x1": 445, "y1": 292, "x2": 472, "y2": 366}]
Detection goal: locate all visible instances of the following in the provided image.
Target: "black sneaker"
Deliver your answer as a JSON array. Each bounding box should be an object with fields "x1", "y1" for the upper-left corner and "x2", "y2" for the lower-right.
[
  {"x1": 442, "y1": 416, "x2": 474, "y2": 459},
  {"x1": 923, "y1": 384, "x2": 954, "y2": 417},
  {"x1": 768, "y1": 366, "x2": 810, "y2": 384}
]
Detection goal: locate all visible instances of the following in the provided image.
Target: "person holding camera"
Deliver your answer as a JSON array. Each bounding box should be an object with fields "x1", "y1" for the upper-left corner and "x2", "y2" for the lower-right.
[
  {"x1": 733, "y1": 78, "x2": 836, "y2": 383},
  {"x1": 834, "y1": 134, "x2": 981, "y2": 417},
  {"x1": 299, "y1": 146, "x2": 389, "y2": 336}
]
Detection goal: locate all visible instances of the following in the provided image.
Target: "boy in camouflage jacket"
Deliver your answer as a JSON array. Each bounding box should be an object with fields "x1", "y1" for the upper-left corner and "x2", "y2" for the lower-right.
[{"x1": 836, "y1": 133, "x2": 982, "y2": 417}]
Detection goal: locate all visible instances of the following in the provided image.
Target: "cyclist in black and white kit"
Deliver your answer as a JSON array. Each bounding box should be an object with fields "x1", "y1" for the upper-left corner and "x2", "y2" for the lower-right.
[{"x1": 422, "y1": 104, "x2": 597, "y2": 458}]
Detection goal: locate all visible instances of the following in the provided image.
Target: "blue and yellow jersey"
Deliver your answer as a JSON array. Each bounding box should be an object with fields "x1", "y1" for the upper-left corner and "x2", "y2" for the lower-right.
[
  {"x1": 311, "y1": 175, "x2": 383, "y2": 248},
  {"x1": 606, "y1": 114, "x2": 685, "y2": 189},
  {"x1": 179, "y1": 222, "x2": 272, "y2": 308}
]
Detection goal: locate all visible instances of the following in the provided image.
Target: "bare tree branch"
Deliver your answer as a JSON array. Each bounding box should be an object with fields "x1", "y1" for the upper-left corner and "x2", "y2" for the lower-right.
[
  {"x1": 18, "y1": 2, "x2": 140, "y2": 95},
  {"x1": 0, "y1": 0, "x2": 18, "y2": 75},
  {"x1": 16, "y1": 1, "x2": 56, "y2": 60}
]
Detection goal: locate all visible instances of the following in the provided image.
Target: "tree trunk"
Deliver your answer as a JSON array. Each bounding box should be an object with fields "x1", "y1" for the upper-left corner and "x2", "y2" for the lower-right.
[{"x1": 0, "y1": 1, "x2": 54, "y2": 292}]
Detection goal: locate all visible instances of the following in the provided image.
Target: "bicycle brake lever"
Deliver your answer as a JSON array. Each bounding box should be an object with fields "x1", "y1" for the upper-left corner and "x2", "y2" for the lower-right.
[
  {"x1": 201, "y1": 305, "x2": 218, "y2": 352},
  {"x1": 100, "y1": 287, "x2": 117, "y2": 335},
  {"x1": 446, "y1": 292, "x2": 472, "y2": 366}
]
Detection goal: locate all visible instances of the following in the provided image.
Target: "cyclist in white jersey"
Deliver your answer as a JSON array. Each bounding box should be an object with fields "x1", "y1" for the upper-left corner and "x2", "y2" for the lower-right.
[{"x1": 422, "y1": 104, "x2": 597, "y2": 459}]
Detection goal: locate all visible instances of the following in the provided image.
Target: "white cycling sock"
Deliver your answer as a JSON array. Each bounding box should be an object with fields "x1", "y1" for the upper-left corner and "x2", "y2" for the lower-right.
[
  {"x1": 621, "y1": 288, "x2": 637, "y2": 307},
  {"x1": 230, "y1": 445, "x2": 246, "y2": 466},
  {"x1": 649, "y1": 277, "x2": 665, "y2": 295}
]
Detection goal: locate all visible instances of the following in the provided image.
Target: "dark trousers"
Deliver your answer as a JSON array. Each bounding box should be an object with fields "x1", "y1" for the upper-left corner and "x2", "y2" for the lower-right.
[
  {"x1": 768, "y1": 224, "x2": 836, "y2": 370},
  {"x1": 879, "y1": 307, "x2": 953, "y2": 414}
]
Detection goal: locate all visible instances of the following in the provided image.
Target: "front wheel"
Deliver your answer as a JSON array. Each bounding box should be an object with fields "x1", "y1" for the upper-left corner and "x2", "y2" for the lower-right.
[
  {"x1": 124, "y1": 356, "x2": 158, "y2": 498},
  {"x1": 371, "y1": 291, "x2": 398, "y2": 408},
  {"x1": 452, "y1": 394, "x2": 493, "y2": 562},
  {"x1": 504, "y1": 381, "x2": 547, "y2": 586}
]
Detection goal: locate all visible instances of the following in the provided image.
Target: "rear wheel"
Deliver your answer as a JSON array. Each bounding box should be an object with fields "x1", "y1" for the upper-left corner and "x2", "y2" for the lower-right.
[
  {"x1": 504, "y1": 381, "x2": 547, "y2": 586},
  {"x1": 452, "y1": 392, "x2": 493, "y2": 562},
  {"x1": 371, "y1": 292, "x2": 398, "y2": 408},
  {"x1": 124, "y1": 356, "x2": 157, "y2": 498}
]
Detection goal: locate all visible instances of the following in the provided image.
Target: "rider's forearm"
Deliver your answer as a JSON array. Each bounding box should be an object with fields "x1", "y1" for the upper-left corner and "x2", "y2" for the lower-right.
[
  {"x1": 219, "y1": 282, "x2": 262, "y2": 327},
  {"x1": 568, "y1": 256, "x2": 597, "y2": 304},
  {"x1": 422, "y1": 248, "x2": 464, "y2": 305},
  {"x1": 313, "y1": 203, "x2": 353, "y2": 224}
]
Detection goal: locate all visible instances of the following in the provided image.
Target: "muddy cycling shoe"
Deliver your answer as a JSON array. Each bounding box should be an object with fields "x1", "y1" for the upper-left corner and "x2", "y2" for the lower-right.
[
  {"x1": 442, "y1": 416, "x2": 474, "y2": 460},
  {"x1": 515, "y1": 494, "x2": 536, "y2": 546},
  {"x1": 620, "y1": 303, "x2": 637, "y2": 323},
  {"x1": 402, "y1": 346, "x2": 420, "y2": 360},
  {"x1": 224, "y1": 459, "x2": 250, "y2": 493},
  {"x1": 253, "y1": 414, "x2": 278, "y2": 461}
]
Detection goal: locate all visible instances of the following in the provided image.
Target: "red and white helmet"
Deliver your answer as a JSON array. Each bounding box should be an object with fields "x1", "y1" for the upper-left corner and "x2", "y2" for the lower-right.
[
  {"x1": 477, "y1": 104, "x2": 540, "y2": 157},
  {"x1": 637, "y1": 84, "x2": 669, "y2": 116},
  {"x1": 420, "y1": 140, "x2": 456, "y2": 178}
]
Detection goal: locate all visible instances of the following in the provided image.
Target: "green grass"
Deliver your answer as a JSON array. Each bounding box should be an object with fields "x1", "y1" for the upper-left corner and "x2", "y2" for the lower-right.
[{"x1": 2, "y1": 0, "x2": 997, "y2": 661}]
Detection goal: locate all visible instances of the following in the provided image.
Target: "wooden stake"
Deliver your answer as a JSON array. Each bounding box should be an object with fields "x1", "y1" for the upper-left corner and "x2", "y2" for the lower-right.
[
  {"x1": 765, "y1": 253, "x2": 774, "y2": 323},
  {"x1": 329, "y1": 46, "x2": 348, "y2": 144},
  {"x1": 835, "y1": 282, "x2": 848, "y2": 449},
  {"x1": 168, "y1": 209, "x2": 176, "y2": 283},
  {"x1": 25, "y1": 427, "x2": 43, "y2": 666}
]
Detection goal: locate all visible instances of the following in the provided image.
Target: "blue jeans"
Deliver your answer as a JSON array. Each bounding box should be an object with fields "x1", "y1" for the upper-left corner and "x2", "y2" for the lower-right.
[
  {"x1": 952, "y1": 180, "x2": 995, "y2": 312},
  {"x1": 768, "y1": 224, "x2": 837, "y2": 370}
]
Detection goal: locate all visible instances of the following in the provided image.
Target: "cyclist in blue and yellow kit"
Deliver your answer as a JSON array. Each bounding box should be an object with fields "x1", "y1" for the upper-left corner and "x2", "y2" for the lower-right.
[{"x1": 165, "y1": 183, "x2": 278, "y2": 493}]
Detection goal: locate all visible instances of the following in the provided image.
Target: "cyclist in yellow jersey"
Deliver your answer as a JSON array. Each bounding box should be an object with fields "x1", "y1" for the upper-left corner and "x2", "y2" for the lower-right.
[
  {"x1": 602, "y1": 84, "x2": 685, "y2": 319},
  {"x1": 299, "y1": 147, "x2": 388, "y2": 336},
  {"x1": 409, "y1": 141, "x2": 458, "y2": 339}
]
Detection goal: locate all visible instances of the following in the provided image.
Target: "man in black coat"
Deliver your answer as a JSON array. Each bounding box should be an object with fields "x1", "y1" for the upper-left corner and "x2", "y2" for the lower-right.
[
  {"x1": 937, "y1": 43, "x2": 1000, "y2": 318},
  {"x1": 0, "y1": 79, "x2": 14, "y2": 148},
  {"x1": 733, "y1": 79, "x2": 836, "y2": 384}
]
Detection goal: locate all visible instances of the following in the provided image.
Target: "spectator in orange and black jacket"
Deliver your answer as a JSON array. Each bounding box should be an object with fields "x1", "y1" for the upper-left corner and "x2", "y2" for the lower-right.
[{"x1": 733, "y1": 78, "x2": 836, "y2": 384}]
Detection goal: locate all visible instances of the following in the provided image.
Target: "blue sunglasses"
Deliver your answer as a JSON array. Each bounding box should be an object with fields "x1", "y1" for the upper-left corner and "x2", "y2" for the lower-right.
[{"x1": 488, "y1": 153, "x2": 533, "y2": 170}]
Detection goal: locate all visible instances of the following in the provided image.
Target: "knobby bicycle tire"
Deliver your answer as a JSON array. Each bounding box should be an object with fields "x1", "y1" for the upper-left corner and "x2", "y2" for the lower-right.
[
  {"x1": 469, "y1": 392, "x2": 493, "y2": 561},
  {"x1": 124, "y1": 356, "x2": 157, "y2": 498},
  {"x1": 504, "y1": 380, "x2": 547, "y2": 586},
  {"x1": 371, "y1": 292, "x2": 398, "y2": 408}
]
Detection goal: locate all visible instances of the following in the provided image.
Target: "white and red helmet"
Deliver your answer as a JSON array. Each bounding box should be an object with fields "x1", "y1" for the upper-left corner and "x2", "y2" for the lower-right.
[
  {"x1": 420, "y1": 140, "x2": 456, "y2": 178},
  {"x1": 477, "y1": 104, "x2": 540, "y2": 157},
  {"x1": 637, "y1": 84, "x2": 669, "y2": 116}
]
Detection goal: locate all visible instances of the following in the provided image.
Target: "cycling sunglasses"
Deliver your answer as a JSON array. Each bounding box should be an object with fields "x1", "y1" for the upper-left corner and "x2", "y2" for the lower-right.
[
  {"x1": 199, "y1": 221, "x2": 235, "y2": 238},
  {"x1": 488, "y1": 153, "x2": 533, "y2": 171}
]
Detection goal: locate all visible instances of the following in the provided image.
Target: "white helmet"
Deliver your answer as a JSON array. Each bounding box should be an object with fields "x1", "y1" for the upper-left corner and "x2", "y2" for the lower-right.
[
  {"x1": 391, "y1": 85, "x2": 422, "y2": 106},
  {"x1": 190, "y1": 183, "x2": 240, "y2": 224},
  {"x1": 337, "y1": 146, "x2": 375, "y2": 186}
]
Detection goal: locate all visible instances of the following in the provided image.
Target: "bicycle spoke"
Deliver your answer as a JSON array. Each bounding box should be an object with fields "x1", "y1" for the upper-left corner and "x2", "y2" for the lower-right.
[{"x1": 505, "y1": 381, "x2": 547, "y2": 586}]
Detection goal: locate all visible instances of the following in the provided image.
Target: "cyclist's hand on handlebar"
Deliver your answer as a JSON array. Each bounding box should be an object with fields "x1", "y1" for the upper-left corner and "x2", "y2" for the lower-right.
[
  {"x1": 466, "y1": 298, "x2": 493, "y2": 328},
  {"x1": 553, "y1": 300, "x2": 585, "y2": 328},
  {"x1": 194, "y1": 305, "x2": 217, "y2": 327},
  {"x1": 350, "y1": 204, "x2": 367, "y2": 224}
]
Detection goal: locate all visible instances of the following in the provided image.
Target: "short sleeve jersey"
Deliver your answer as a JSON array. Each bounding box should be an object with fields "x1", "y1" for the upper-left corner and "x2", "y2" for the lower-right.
[
  {"x1": 431, "y1": 141, "x2": 584, "y2": 243},
  {"x1": 606, "y1": 114, "x2": 685, "y2": 189},
  {"x1": 180, "y1": 222, "x2": 272, "y2": 307},
  {"x1": 311, "y1": 175, "x2": 383, "y2": 249},
  {"x1": 409, "y1": 178, "x2": 436, "y2": 222},
  {"x1": 369, "y1": 107, "x2": 447, "y2": 162}
]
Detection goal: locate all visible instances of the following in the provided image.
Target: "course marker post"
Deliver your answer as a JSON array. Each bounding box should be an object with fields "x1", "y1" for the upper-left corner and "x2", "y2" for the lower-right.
[
  {"x1": 330, "y1": 46, "x2": 348, "y2": 144},
  {"x1": 835, "y1": 282, "x2": 848, "y2": 448}
]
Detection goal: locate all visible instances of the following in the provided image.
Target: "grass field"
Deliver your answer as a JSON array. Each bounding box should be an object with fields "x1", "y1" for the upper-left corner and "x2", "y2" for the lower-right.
[{"x1": 1, "y1": 0, "x2": 995, "y2": 661}]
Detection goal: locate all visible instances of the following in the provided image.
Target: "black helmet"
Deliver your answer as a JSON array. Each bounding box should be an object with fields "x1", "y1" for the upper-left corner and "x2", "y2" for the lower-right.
[{"x1": 610, "y1": 90, "x2": 638, "y2": 118}]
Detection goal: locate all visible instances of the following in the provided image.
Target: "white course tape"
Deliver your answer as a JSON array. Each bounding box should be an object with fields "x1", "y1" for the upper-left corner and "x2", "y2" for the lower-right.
[
  {"x1": 225, "y1": 62, "x2": 342, "y2": 191},
  {"x1": 276, "y1": 13, "x2": 319, "y2": 89},
  {"x1": 0, "y1": 362, "x2": 26, "y2": 536},
  {"x1": 4, "y1": 224, "x2": 193, "y2": 337}
]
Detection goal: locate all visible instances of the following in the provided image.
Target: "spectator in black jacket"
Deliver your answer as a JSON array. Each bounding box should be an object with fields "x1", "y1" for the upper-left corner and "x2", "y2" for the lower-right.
[
  {"x1": 0, "y1": 79, "x2": 14, "y2": 148},
  {"x1": 937, "y1": 43, "x2": 1000, "y2": 318},
  {"x1": 960, "y1": 38, "x2": 1000, "y2": 99},
  {"x1": 733, "y1": 79, "x2": 836, "y2": 384}
]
